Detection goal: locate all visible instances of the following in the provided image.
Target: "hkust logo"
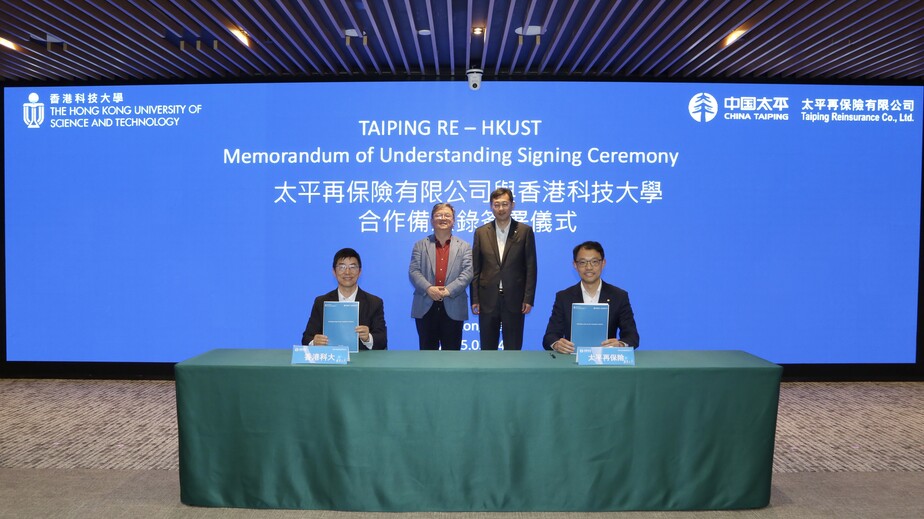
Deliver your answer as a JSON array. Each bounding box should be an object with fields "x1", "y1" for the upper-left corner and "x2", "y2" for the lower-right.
[
  {"x1": 23, "y1": 92, "x2": 45, "y2": 128},
  {"x1": 689, "y1": 93, "x2": 717, "y2": 122}
]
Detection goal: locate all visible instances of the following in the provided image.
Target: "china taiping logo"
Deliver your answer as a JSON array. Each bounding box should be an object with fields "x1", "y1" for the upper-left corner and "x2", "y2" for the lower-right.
[
  {"x1": 689, "y1": 93, "x2": 718, "y2": 122},
  {"x1": 23, "y1": 93, "x2": 45, "y2": 128}
]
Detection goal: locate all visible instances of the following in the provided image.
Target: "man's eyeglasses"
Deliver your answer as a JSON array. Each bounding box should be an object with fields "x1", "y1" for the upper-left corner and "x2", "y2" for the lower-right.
[
  {"x1": 492, "y1": 201, "x2": 511, "y2": 209},
  {"x1": 575, "y1": 259, "x2": 603, "y2": 268},
  {"x1": 336, "y1": 264, "x2": 360, "y2": 272},
  {"x1": 433, "y1": 213, "x2": 454, "y2": 220}
]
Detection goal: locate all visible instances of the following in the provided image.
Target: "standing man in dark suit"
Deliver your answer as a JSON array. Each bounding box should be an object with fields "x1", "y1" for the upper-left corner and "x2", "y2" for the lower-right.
[
  {"x1": 543, "y1": 241, "x2": 639, "y2": 353},
  {"x1": 302, "y1": 247, "x2": 388, "y2": 350},
  {"x1": 471, "y1": 187, "x2": 538, "y2": 350}
]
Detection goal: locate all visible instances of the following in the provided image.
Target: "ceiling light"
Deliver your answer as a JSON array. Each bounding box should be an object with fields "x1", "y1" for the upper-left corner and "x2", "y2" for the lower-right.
[
  {"x1": 725, "y1": 28, "x2": 747, "y2": 46},
  {"x1": 230, "y1": 28, "x2": 250, "y2": 47},
  {"x1": 514, "y1": 25, "x2": 542, "y2": 36},
  {"x1": 418, "y1": 29, "x2": 431, "y2": 36},
  {"x1": 28, "y1": 32, "x2": 64, "y2": 44},
  {"x1": 0, "y1": 37, "x2": 17, "y2": 51},
  {"x1": 472, "y1": 27, "x2": 484, "y2": 36},
  {"x1": 344, "y1": 29, "x2": 361, "y2": 38}
]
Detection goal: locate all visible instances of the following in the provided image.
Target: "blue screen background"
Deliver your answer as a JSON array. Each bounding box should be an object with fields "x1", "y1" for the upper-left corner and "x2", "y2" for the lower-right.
[{"x1": 5, "y1": 81, "x2": 922, "y2": 363}]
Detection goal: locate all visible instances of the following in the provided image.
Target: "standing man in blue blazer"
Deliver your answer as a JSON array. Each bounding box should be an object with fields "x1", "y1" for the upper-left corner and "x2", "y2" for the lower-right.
[
  {"x1": 409, "y1": 203, "x2": 473, "y2": 350},
  {"x1": 543, "y1": 241, "x2": 639, "y2": 353},
  {"x1": 471, "y1": 187, "x2": 538, "y2": 350}
]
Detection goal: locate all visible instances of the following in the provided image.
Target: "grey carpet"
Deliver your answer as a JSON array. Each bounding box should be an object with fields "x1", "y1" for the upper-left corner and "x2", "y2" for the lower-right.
[
  {"x1": 772, "y1": 382, "x2": 924, "y2": 472},
  {"x1": 0, "y1": 378, "x2": 178, "y2": 470},
  {"x1": 1, "y1": 379, "x2": 922, "y2": 518},
  {"x1": 2, "y1": 379, "x2": 922, "y2": 472},
  {"x1": 0, "y1": 468, "x2": 921, "y2": 518}
]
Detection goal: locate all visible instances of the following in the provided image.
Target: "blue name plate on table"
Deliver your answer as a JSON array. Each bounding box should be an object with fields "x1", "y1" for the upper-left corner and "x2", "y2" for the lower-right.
[
  {"x1": 576, "y1": 347, "x2": 636, "y2": 366},
  {"x1": 291, "y1": 345, "x2": 350, "y2": 365}
]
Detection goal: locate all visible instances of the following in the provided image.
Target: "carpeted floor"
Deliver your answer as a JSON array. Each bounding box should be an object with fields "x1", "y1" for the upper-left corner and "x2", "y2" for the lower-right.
[
  {"x1": 0, "y1": 379, "x2": 922, "y2": 518},
  {"x1": 0, "y1": 378, "x2": 178, "y2": 470},
  {"x1": 772, "y1": 382, "x2": 924, "y2": 472},
  {"x1": 2, "y1": 379, "x2": 922, "y2": 472}
]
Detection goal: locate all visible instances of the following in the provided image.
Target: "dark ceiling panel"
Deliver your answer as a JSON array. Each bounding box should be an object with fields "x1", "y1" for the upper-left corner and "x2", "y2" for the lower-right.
[
  {"x1": 697, "y1": 0, "x2": 814, "y2": 79},
  {"x1": 631, "y1": 2, "x2": 715, "y2": 77},
  {"x1": 0, "y1": 0, "x2": 922, "y2": 83}
]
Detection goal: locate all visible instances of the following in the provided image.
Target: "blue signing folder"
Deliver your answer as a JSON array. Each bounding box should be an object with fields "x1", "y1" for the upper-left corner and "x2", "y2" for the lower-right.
[
  {"x1": 571, "y1": 303, "x2": 609, "y2": 348},
  {"x1": 323, "y1": 301, "x2": 360, "y2": 353}
]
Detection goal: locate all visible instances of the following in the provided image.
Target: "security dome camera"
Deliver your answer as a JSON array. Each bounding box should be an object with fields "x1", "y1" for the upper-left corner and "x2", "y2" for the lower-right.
[{"x1": 466, "y1": 68, "x2": 483, "y2": 91}]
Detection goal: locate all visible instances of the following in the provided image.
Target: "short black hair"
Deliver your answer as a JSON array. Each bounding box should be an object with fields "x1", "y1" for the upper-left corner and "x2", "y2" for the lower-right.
[
  {"x1": 573, "y1": 241, "x2": 605, "y2": 261},
  {"x1": 431, "y1": 203, "x2": 455, "y2": 217},
  {"x1": 490, "y1": 187, "x2": 514, "y2": 203},
  {"x1": 332, "y1": 247, "x2": 362, "y2": 269}
]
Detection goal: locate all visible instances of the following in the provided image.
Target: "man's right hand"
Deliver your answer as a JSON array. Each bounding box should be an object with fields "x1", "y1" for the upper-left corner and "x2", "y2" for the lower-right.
[
  {"x1": 312, "y1": 334, "x2": 328, "y2": 346},
  {"x1": 551, "y1": 338, "x2": 575, "y2": 354},
  {"x1": 427, "y1": 285, "x2": 444, "y2": 301},
  {"x1": 471, "y1": 303, "x2": 480, "y2": 315}
]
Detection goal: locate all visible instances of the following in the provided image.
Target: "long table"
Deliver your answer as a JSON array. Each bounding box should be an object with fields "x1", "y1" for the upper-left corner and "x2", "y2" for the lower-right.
[{"x1": 176, "y1": 349, "x2": 781, "y2": 511}]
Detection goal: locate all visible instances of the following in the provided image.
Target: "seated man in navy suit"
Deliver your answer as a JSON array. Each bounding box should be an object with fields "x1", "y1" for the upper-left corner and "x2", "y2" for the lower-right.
[
  {"x1": 302, "y1": 247, "x2": 388, "y2": 350},
  {"x1": 543, "y1": 241, "x2": 639, "y2": 354}
]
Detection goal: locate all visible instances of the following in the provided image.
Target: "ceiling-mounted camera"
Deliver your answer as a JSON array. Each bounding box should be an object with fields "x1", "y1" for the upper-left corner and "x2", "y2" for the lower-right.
[{"x1": 466, "y1": 69, "x2": 483, "y2": 91}]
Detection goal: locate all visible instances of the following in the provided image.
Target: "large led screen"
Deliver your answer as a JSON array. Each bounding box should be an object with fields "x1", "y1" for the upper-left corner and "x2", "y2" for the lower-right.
[{"x1": 4, "y1": 81, "x2": 922, "y2": 363}]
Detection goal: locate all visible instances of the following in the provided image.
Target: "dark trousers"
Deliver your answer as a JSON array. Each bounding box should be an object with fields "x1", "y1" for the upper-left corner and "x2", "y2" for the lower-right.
[
  {"x1": 478, "y1": 292, "x2": 525, "y2": 350},
  {"x1": 416, "y1": 302, "x2": 464, "y2": 350}
]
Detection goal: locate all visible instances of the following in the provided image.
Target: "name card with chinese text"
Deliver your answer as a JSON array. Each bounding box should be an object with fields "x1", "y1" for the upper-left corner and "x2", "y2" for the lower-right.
[
  {"x1": 576, "y1": 346, "x2": 636, "y2": 366},
  {"x1": 291, "y1": 345, "x2": 350, "y2": 365}
]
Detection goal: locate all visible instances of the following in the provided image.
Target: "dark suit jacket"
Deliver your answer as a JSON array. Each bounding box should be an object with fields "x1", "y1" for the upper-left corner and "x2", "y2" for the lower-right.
[
  {"x1": 470, "y1": 220, "x2": 538, "y2": 313},
  {"x1": 301, "y1": 288, "x2": 388, "y2": 350},
  {"x1": 542, "y1": 281, "x2": 639, "y2": 349}
]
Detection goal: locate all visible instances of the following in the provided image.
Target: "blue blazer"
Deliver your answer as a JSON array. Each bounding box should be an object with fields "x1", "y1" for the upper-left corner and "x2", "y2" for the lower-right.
[{"x1": 409, "y1": 235, "x2": 473, "y2": 322}]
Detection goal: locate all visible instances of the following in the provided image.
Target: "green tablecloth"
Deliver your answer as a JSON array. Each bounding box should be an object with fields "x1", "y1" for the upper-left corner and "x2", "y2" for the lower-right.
[{"x1": 176, "y1": 349, "x2": 781, "y2": 511}]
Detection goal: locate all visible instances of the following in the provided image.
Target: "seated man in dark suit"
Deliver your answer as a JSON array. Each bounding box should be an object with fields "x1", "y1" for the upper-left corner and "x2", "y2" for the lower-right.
[
  {"x1": 302, "y1": 247, "x2": 388, "y2": 350},
  {"x1": 543, "y1": 241, "x2": 639, "y2": 354}
]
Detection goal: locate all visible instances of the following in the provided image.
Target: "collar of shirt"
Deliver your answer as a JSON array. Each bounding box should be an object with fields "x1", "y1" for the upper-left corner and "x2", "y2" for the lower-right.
[
  {"x1": 580, "y1": 280, "x2": 603, "y2": 304},
  {"x1": 495, "y1": 221, "x2": 510, "y2": 237},
  {"x1": 434, "y1": 235, "x2": 452, "y2": 248},
  {"x1": 338, "y1": 288, "x2": 359, "y2": 302}
]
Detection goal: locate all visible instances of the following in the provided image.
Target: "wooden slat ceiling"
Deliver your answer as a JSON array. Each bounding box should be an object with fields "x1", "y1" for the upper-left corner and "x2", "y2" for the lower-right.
[{"x1": 1, "y1": 0, "x2": 922, "y2": 84}]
